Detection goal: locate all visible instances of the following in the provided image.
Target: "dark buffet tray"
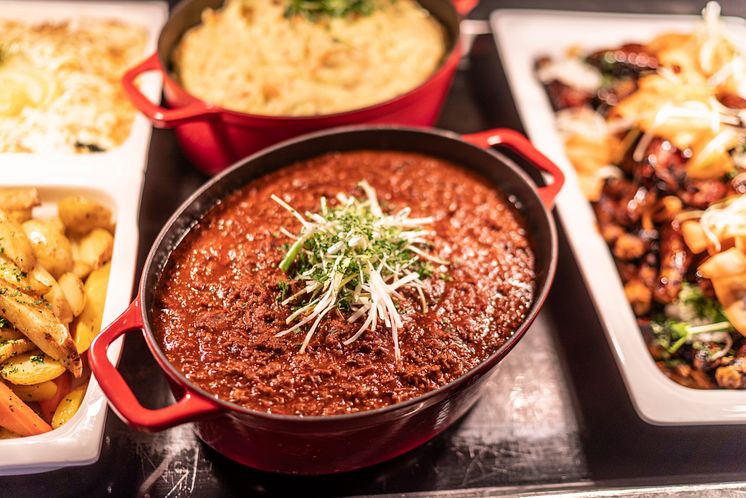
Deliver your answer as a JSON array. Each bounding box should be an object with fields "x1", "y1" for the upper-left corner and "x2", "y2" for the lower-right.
[{"x1": 5, "y1": 0, "x2": 746, "y2": 496}]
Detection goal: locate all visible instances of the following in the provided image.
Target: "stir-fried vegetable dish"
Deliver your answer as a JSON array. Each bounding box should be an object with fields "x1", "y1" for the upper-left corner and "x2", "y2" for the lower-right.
[{"x1": 536, "y1": 2, "x2": 746, "y2": 389}]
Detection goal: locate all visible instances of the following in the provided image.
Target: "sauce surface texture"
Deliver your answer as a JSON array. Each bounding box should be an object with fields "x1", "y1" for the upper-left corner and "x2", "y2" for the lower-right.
[{"x1": 153, "y1": 151, "x2": 535, "y2": 415}]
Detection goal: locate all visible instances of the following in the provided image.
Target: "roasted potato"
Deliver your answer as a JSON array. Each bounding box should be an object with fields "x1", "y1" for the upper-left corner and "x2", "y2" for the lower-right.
[
  {"x1": 73, "y1": 263, "x2": 110, "y2": 354},
  {"x1": 0, "y1": 284, "x2": 82, "y2": 377},
  {"x1": 58, "y1": 272, "x2": 85, "y2": 317},
  {"x1": 0, "y1": 256, "x2": 50, "y2": 296},
  {"x1": 58, "y1": 196, "x2": 113, "y2": 236},
  {"x1": 22, "y1": 219, "x2": 74, "y2": 278},
  {"x1": 0, "y1": 188, "x2": 40, "y2": 212},
  {"x1": 0, "y1": 211, "x2": 36, "y2": 272},
  {"x1": 0, "y1": 336, "x2": 35, "y2": 363},
  {"x1": 0, "y1": 193, "x2": 114, "y2": 439},
  {"x1": 73, "y1": 228, "x2": 113, "y2": 271},
  {"x1": 10, "y1": 380, "x2": 58, "y2": 402},
  {"x1": 0, "y1": 351, "x2": 66, "y2": 385},
  {"x1": 51, "y1": 385, "x2": 86, "y2": 428}
]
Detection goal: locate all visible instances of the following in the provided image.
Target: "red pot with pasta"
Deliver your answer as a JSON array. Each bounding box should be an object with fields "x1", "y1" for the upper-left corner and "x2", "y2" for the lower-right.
[
  {"x1": 89, "y1": 125, "x2": 564, "y2": 474},
  {"x1": 122, "y1": 0, "x2": 475, "y2": 175}
]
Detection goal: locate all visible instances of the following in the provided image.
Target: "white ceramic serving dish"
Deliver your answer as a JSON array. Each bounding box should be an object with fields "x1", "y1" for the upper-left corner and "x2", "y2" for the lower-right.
[
  {"x1": 492, "y1": 9, "x2": 746, "y2": 425},
  {"x1": 0, "y1": 0, "x2": 167, "y2": 175},
  {"x1": 0, "y1": 0, "x2": 167, "y2": 474},
  {"x1": 0, "y1": 166, "x2": 142, "y2": 475}
]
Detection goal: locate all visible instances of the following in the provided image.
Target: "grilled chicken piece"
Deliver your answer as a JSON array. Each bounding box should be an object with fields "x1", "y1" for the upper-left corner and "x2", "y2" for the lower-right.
[
  {"x1": 681, "y1": 179, "x2": 729, "y2": 209},
  {"x1": 625, "y1": 278, "x2": 652, "y2": 316},
  {"x1": 654, "y1": 224, "x2": 692, "y2": 304},
  {"x1": 586, "y1": 43, "x2": 659, "y2": 79},
  {"x1": 614, "y1": 233, "x2": 646, "y2": 260},
  {"x1": 545, "y1": 80, "x2": 593, "y2": 111},
  {"x1": 716, "y1": 357, "x2": 746, "y2": 389}
]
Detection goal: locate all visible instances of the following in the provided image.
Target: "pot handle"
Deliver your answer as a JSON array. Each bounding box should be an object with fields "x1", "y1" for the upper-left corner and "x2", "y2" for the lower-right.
[
  {"x1": 453, "y1": 0, "x2": 478, "y2": 16},
  {"x1": 89, "y1": 297, "x2": 221, "y2": 432},
  {"x1": 122, "y1": 53, "x2": 217, "y2": 128},
  {"x1": 462, "y1": 129, "x2": 565, "y2": 208}
]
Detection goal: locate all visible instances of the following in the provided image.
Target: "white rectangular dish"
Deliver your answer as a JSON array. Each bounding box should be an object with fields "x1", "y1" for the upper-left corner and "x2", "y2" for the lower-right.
[
  {"x1": 0, "y1": 165, "x2": 141, "y2": 475},
  {"x1": 0, "y1": 0, "x2": 167, "y2": 175},
  {"x1": 492, "y1": 9, "x2": 746, "y2": 425}
]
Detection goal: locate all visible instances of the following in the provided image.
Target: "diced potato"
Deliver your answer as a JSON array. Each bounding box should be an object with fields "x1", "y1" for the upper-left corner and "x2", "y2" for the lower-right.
[
  {"x1": 0, "y1": 211, "x2": 36, "y2": 272},
  {"x1": 58, "y1": 196, "x2": 112, "y2": 236},
  {"x1": 51, "y1": 384, "x2": 86, "y2": 429},
  {"x1": 681, "y1": 220, "x2": 709, "y2": 254},
  {"x1": 710, "y1": 274, "x2": 746, "y2": 336},
  {"x1": 73, "y1": 229, "x2": 113, "y2": 270},
  {"x1": 58, "y1": 273, "x2": 85, "y2": 317},
  {"x1": 10, "y1": 380, "x2": 57, "y2": 402},
  {"x1": 22, "y1": 219, "x2": 74, "y2": 279},
  {"x1": 0, "y1": 351, "x2": 66, "y2": 385},
  {"x1": 73, "y1": 263, "x2": 110, "y2": 354},
  {"x1": 0, "y1": 188, "x2": 40, "y2": 211}
]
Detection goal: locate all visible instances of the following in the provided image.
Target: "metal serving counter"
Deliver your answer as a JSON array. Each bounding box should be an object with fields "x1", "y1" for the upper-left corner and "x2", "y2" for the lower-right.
[{"x1": 4, "y1": 0, "x2": 746, "y2": 496}]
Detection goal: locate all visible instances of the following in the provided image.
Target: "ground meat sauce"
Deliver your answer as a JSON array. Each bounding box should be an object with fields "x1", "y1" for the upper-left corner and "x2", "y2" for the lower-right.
[{"x1": 153, "y1": 151, "x2": 535, "y2": 415}]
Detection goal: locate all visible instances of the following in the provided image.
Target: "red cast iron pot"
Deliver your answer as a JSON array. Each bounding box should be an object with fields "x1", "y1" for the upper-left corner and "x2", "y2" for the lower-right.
[
  {"x1": 122, "y1": 0, "x2": 476, "y2": 175},
  {"x1": 89, "y1": 125, "x2": 564, "y2": 475}
]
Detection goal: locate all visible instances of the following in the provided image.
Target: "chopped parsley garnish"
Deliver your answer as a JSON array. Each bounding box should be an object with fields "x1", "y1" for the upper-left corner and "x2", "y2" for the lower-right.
[
  {"x1": 273, "y1": 180, "x2": 447, "y2": 360},
  {"x1": 276, "y1": 281, "x2": 290, "y2": 302},
  {"x1": 30, "y1": 354, "x2": 44, "y2": 364},
  {"x1": 0, "y1": 317, "x2": 9, "y2": 329},
  {"x1": 284, "y1": 0, "x2": 375, "y2": 19}
]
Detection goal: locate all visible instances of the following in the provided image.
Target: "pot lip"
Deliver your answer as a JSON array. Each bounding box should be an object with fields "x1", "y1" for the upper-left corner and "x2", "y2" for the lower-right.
[
  {"x1": 158, "y1": 0, "x2": 463, "y2": 123},
  {"x1": 140, "y1": 124, "x2": 559, "y2": 423}
]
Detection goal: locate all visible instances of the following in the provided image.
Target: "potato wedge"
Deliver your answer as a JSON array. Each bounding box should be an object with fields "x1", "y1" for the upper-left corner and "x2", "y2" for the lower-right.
[
  {"x1": 10, "y1": 380, "x2": 57, "y2": 403},
  {"x1": 22, "y1": 219, "x2": 74, "y2": 278},
  {"x1": 58, "y1": 196, "x2": 112, "y2": 236},
  {"x1": 73, "y1": 263, "x2": 110, "y2": 354},
  {"x1": 0, "y1": 211, "x2": 36, "y2": 272},
  {"x1": 44, "y1": 281, "x2": 74, "y2": 325},
  {"x1": 0, "y1": 351, "x2": 66, "y2": 385},
  {"x1": 0, "y1": 328, "x2": 23, "y2": 341},
  {"x1": 73, "y1": 228, "x2": 113, "y2": 270},
  {"x1": 0, "y1": 337, "x2": 35, "y2": 363},
  {"x1": 0, "y1": 285, "x2": 82, "y2": 377},
  {"x1": 6, "y1": 209, "x2": 32, "y2": 225},
  {"x1": 71, "y1": 260, "x2": 93, "y2": 280},
  {"x1": 58, "y1": 273, "x2": 85, "y2": 317},
  {"x1": 0, "y1": 427, "x2": 19, "y2": 439},
  {"x1": 51, "y1": 384, "x2": 86, "y2": 429},
  {"x1": 0, "y1": 256, "x2": 50, "y2": 296},
  {"x1": 0, "y1": 188, "x2": 40, "y2": 211}
]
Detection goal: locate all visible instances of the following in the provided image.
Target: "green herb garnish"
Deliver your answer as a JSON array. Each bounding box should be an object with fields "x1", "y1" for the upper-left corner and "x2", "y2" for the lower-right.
[
  {"x1": 651, "y1": 284, "x2": 734, "y2": 355},
  {"x1": 284, "y1": 0, "x2": 375, "y2": 19},
  {"x1": 30, "y1": 354, "x2": 44, "y2": 364},
  {"x1": 272, "y1": 180, "x2": 447, "y2": 360}
]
